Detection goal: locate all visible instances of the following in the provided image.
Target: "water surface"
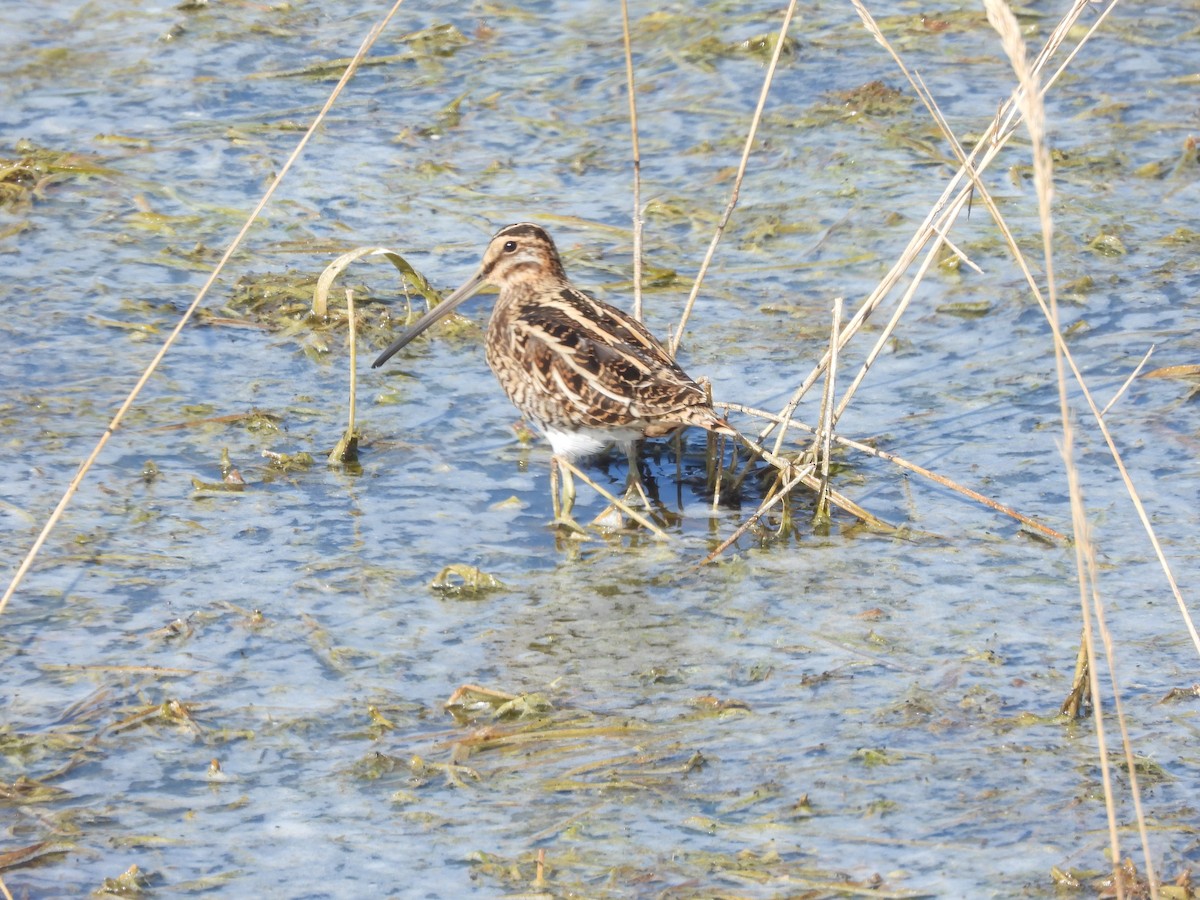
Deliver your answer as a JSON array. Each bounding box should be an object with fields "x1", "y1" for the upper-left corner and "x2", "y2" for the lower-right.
[{"x1": 2, "y1": 0, "x2": 1199, "y2": 896}]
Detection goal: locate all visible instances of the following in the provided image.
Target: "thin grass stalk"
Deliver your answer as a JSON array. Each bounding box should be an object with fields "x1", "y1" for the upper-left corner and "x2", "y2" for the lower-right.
[
  {"x1": 814, "y1": 299, "x2": 842, "y2": 519},
  {"x1": 774, "y1": 466, "x2": 795, "y2": 536},
  {"x1": 0, "y1": 0, "x2": 409, "y2": 620},
  {"x1": 347, "y1": 288, "x2": 358, "y2": 441},
  {"x1": 984, "y1": 0, "x2": 1131, "y2": 893},
  {"x1": 1100, "y1": 345, "x2": 1154, "y2": 418},
  {"x1": 328, "y1": 288, "x2": 359, "y2": 464},
  {"x1": 1084, "y1": 534, "x2": 1158, "y2": 894},
  {"x1": 1068, "y1": 510, "x2": 1123, "y2": 898},
  {"x1": 668, "y1": 0, "x2": 799, "y2": 357},
  {"x1": 619, "y1": 0, "x2": 644, "y2": 322},
  {"x1": 0, "y1": 873, "x2": 12, "y2": 900},
  {"x1": 701, "y1": 380, "x2": 728, "y2": 513}
]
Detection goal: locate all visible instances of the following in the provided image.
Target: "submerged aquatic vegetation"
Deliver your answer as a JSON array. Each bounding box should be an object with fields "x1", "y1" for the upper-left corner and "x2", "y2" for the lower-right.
[
  {"x1": 96, "y1": 863, "x2": 154, "y2": 895},
  {"x1": 227, "y1": 248, "x2": 441, "y2": 363},
  {"x1": 361, "y1": 678, "x2": 929, "y2": 896},
  {"x1": 429, "y1": 564, "x2": 506, "y2": 596},
  {"x1": 830, "y1": 80, "x2": 911, "y2": 118},
  {"x1": 225, "y1": 268, "x2": 388, "y2": 358},
  {"x1": 0, "y1": 140, "x2": 114, "y2": 211},
  {"x1": 634, "y1": 9, "x2": 799, "y2": 71},
  {"x1": 253, "y1": 23, "x2": 470, "y2": 80}
]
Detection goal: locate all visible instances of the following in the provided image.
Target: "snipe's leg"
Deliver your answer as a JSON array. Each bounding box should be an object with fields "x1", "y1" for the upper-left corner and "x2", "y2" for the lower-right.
[
  {"x1": 551, "y1": 456, "x2": 585, "y2": 533},
  {"x1": 591, "y1": 442, "x2": 656, "y2": 530},
  {"x1": 623, "y1": 443, "x2": 652, "y2": 509},
  {"x1": 559, "y1": 458, "x2": 576, "y2": 519},
  {"x1": 551, "y1": 456, "x2": 562, "y2": 520}
]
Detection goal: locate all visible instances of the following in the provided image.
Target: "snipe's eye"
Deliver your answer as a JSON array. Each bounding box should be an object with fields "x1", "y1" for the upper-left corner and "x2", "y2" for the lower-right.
[{"x1": 503, "y1": 240, "x2": 517, "y2": 253}]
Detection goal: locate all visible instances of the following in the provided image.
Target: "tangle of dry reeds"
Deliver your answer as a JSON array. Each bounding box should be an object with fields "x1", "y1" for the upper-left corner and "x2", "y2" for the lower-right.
[{"x1": 668, "y1": 0, "x2": 1178, "y2": 891}]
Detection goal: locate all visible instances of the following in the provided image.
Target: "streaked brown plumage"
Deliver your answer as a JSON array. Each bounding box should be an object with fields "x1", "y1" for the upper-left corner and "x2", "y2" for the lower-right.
[{"x1": 373, "y1": 222, "x2": 734, "y2": 517}]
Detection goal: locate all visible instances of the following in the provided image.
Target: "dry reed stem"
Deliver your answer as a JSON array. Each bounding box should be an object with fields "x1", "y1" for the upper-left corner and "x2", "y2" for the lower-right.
[
  {"x1": 1061, "y1": 633, "x2": 1088, "y2": 718},
  {"x1": 313, "y1": 246, "x2": 438, "y2": 464},
  {"x1": 0, "y1": 873, "x2": 12, "y2": 900},
  {"x1": 711, "y1": 438, "x2": 722, "y2": 512},
  {"x1": 0, "y1": 0, "x2": 411, "y2": 620},
  {"x1": 557, "y1": 458, "x2": 671, "y2": 541},
  {"x1": 1065, "y1": 478, "x2": 1128, "y2": 898},
  {"x1": 619, "y1": 0, "x2": 644, "y2": 322},
  {"x1": 814, "y1": 299, "x2": 842, "y2": 519},
  {"x1": 451, "y1": 721, "x2": 650, "y2": 751},
  {"x1": 668, "y1": 0, "x2": 799, "y2": 357},
  {"x1": 534, "y1": 848, "x2": 546, "y2": 889},
  {"x1": 844, "y1": 438, "x2": 1067, "y2": 540},
  {"x1": 346, "y1": 288, "x2": 359, "y2": 436},
  {"x1": 1100, "y1": 345, "x2": 1154, "y2": 419},
  {"x1": 984, "y1": 0, "x2": 1141, "y2": 893},
  {"x1": 1083, "y1": 529, "x2": 1158, "y2": 896},
  {"x1": 40, "y1": 664, "x2": 198, "y2": 676},
  {"x1": 327, "y1": 288, "x2": 359, "y2": 465}
]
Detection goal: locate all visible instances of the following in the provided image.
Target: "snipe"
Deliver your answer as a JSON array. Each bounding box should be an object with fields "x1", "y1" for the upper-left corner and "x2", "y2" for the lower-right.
[{"x1": 373, "y1": 222, "x2": 734, "y2": 524}]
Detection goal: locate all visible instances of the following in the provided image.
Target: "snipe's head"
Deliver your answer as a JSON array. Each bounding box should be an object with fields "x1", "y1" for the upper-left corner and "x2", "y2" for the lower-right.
[
  {"x1": 372, "y1": 222, "x2": 565, "y2": 369},
  {"x1": 477, "y1": 223, "x2": 567, "y2": 291}
]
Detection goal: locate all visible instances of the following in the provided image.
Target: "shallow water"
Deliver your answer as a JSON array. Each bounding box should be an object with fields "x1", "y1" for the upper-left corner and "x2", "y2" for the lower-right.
[{"x1": 2, "y1": 0, "x2": 1199, "y2": 897}]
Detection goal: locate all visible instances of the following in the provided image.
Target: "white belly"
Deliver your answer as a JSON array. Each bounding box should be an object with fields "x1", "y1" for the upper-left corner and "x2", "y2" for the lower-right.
[{"x1": 542, "y1": 425, "x2": 642, "y2": 461}]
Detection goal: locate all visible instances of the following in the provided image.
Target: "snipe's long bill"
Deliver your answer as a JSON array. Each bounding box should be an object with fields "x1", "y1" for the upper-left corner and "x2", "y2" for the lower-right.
[{"x1": 372, "y1": 222, "x2": 735, "y2": 521}]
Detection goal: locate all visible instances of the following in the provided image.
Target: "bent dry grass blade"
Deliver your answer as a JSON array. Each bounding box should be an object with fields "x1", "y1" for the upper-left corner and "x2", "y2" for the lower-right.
[{"x1": 311, "y1": 247, "x2": 441, "y2": 466}]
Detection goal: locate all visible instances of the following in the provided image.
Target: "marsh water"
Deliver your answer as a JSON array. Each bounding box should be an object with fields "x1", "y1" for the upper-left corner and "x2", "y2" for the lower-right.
[{"x1": 2, "y1": 0, "x2": 1199, "y2": 896}]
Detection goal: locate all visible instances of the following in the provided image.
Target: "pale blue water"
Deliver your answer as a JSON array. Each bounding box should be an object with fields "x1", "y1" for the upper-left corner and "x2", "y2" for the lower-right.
[{"x1": 2, "y1": 0, "x2": 1199, "y2": 897}]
